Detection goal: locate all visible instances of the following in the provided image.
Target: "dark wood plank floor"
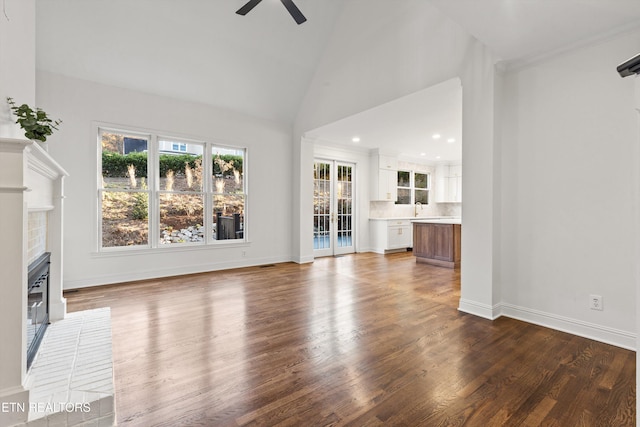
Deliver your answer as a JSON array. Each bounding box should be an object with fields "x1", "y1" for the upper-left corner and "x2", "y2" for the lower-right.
[{"x1": 65, "y1": 252, "x2": 636, "y2": 426}]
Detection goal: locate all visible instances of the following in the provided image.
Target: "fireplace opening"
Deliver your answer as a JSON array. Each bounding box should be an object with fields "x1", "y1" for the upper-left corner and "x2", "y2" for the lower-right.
[{"x1": 27, "y1": 252, "x2": 50, "y2": 369}]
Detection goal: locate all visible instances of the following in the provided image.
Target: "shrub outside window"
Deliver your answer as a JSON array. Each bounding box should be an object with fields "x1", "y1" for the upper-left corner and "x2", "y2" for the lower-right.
[
  {"x1": 99, "y1": 128, "x2": 246, "y2": 250},
  {"x1": 158, "y1": 139, "x2": 205, "y2": 245}
]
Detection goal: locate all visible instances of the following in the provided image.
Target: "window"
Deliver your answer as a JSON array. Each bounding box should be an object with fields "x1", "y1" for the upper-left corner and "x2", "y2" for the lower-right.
[
  {"x1": 100, "y1": 131, "x2": 150, "y2": 247},
  {"x1": 170, "y1": 142, "x2": 187, "y2": 152},
  {"x1": 396, "y1": 170, "x2": 430, "y2": 205},
  {"x1": 99, "y1": 128, "x2": 246, "y2": 249},
  {"x1": 397, "y1": 171, "x2": 411, "y2": 204}
]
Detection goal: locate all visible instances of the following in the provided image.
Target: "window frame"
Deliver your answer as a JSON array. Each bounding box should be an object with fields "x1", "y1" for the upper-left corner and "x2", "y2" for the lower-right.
[
  {"x1": 396, "y1": 169, "x2": 430, "y2": 205},
  {"x1": 97, "y1": 125, "x2": 247, "y2": 252}
]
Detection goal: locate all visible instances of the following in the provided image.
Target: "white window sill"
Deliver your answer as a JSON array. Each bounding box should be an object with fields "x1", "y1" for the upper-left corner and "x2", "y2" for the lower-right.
[{"x1": 92, "y1": 240, "x2": 251, "y2": 257}]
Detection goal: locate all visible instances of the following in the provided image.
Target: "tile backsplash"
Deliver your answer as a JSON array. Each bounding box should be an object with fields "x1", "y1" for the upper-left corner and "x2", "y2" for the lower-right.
[
  {"x1": 438, "y1": 203, "x2": 462, "y2": 217},
  {"x1": 369, "y1": 200, "x2": 460, "y2": 218},
  {"x1": 28, "y1": 211, "x2": 48, "y2": 264}
]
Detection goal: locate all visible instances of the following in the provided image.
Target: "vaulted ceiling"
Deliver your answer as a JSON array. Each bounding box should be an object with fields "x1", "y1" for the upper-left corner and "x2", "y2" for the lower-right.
[
  {"x1": 429, "y1": 0, "x2": 640, "y2": 64},
  {"x1": 36, "y1": 0, "x2": 345, "y2": 124},
  {"x1": 35, "y1": 0, "x2": 640, "y2": 146}
]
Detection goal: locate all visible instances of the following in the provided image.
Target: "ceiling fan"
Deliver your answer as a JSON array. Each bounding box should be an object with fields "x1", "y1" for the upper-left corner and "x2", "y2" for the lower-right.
[{"x1": 236, "y1": 0, "x2": 307, "y2": 25}]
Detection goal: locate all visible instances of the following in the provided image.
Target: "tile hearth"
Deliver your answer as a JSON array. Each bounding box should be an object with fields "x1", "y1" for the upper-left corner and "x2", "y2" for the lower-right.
[{"x1": 22, "y1": 308, "x2": 115, "y2": 427}]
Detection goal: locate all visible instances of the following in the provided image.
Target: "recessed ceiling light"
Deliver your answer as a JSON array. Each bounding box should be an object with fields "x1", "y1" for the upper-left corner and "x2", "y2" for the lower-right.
[
  {"x1": 420, "y1": 153, "x2": 426, "y2": 156},
  {"x1": 352, "y1": 137, "x2": 360, "y2": 143},
  {"x1": 432, "y1": 134, "x2": 441, "y2": 140},
  {"x1": 436, "y1": 156, "x2": 441, "y2": 159},
  {"x1": 447, "y1": 138, "x2": 456, "y2": 143}
]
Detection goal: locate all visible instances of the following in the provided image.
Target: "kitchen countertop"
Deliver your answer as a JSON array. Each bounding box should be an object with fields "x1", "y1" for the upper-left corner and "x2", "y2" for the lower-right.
[
  {"x1": 411, "y1": 218, "x2": 462, "y2": 225},
  {"x1": 369, "y1": 216, "x2": 460, "y2": 222},
  {"x1": 369, "y1": 216, "x2": 462, "y2": 224}
]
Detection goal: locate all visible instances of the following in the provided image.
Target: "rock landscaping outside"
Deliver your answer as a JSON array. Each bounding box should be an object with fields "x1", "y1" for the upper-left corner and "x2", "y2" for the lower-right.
[{"x1": 101, "y1": 133, "x2": 244, "y2": 248}]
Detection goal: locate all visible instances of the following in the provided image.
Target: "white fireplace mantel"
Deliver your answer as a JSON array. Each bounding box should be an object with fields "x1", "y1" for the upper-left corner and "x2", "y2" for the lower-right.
[{"x1": 0, "y1": 137, "x2": 68, "y2": 426}]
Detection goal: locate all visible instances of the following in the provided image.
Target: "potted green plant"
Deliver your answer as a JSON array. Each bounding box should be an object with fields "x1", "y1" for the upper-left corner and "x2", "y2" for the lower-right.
[{"x1": 6, "y1": 97, "x2": 62, "y2": 143}]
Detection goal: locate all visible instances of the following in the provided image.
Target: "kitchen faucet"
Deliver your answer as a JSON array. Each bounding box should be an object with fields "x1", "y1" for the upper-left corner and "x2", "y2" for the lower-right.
[{"x1": 414, "y1": 201, "x2": 422, "y2": 217}]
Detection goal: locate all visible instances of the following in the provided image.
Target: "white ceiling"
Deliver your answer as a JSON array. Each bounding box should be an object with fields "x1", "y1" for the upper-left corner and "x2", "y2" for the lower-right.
[
  {"x1": 306, "y1": 78, "x2": 462, "y2": 163},
  {"x1": 428, "y1": 0, "x2": 640, "y2": 63},
  {"x1": 35, "y1": 0, "x2": 640, "y2": 162}
]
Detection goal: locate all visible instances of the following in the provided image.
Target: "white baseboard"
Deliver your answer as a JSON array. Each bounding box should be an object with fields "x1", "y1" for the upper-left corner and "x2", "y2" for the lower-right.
[
  {"x1": 500, "y1": 303, "x2": 636, "y2": 351},
  {"x1": 499, "y1": 302, "x2": 636, "y2": 351},
  {"x1": 458, "y1": 298, "x2": 501, "y2": 320},
  {"x1": 292, "y1": 255, "x2": 314, "y2": 264},
  {"x1": 64, "y1": 255, "x2": 292, "y2": 289},
  {"x1": 459, "y1": 299, "x2": 635, "y2": 350}
]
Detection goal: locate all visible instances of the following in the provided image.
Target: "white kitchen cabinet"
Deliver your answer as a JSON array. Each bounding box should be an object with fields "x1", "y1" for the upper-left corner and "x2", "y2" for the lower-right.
[
  {"x1": 435, "y1": 163, "x2": 462, "y2": 203},
  {"x1": 388, "y1": 221, "x2": 412, "y2": 248},
  {"x1": 370, "y1": 219, "x2": 412, "y2": 253},
  {"x1": 447, "y1": 175, "x2": 461, "y2": 202},
  {"x1": 378, "y1": 155, "x2": 398, "y2": 170},
  {"x1": 370, "y1": 154, "x2": 398, "y2": 201},
  {"x1": 373, "y1": 169, "x2": 397, "y2": 201},
  {"x1": 449, "y1": 164, "x2": 462, "y2": 176}
]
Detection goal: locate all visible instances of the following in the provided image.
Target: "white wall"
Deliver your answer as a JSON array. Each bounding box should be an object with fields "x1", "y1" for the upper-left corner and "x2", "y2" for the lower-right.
[
  {"x1": 0, "y1": 0, "x2": 35, "y2": 139},
  {"x1": 499, "y1": 29, "x2": 640, "y2": 348},
  {"x1": 457, "y1": 41, "x2": 501, "y2": 319},
  {"x1": 37, "y1": 71, "x2": 294, "y2": 288}
]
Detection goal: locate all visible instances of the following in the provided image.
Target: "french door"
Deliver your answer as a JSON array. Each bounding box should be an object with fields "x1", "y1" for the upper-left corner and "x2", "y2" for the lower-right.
[{"x1": 313, "y1": 160, "x2": 355, "y2": 257}]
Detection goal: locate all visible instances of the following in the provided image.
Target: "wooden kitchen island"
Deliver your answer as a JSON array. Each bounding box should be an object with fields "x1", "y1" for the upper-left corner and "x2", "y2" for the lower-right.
[{"x1": 412, "y1": 219, "x2": 461, "y2": 268}]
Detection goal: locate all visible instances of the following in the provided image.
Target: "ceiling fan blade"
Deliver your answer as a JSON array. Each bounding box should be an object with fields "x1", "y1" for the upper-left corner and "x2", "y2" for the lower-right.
[
  {"x1": 280, "y1": 0, "x2": 307, "y2": 24},
  {"x1": 236, "y1": 0, "x2": 263, "y2": 16}
]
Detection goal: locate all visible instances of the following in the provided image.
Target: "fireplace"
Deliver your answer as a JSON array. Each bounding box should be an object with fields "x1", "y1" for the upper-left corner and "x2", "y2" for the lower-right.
[
  {"x1": 0, "y1": 138, "x2": 68, "y2": 427},
  {"x1": 27, "y1": 252, "x2": 50, "y2": 369}
]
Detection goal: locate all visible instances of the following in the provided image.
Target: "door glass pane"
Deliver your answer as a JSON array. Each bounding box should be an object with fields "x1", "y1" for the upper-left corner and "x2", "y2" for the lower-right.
[
  {"x1": 314, "y1": 162, "x2": 331, "y2": 250},
  {"x1": 337, "y1": 164, "x2": 353, "y2": 248}
]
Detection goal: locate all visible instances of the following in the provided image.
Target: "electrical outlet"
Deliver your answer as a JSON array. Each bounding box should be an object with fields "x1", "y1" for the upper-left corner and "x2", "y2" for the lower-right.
[
  {"x1": 590, "y1": 294, "x2": 603, "y2": 311},
  {"x1": 241, "y1": 250, "x2": 247, "y2": 257}
]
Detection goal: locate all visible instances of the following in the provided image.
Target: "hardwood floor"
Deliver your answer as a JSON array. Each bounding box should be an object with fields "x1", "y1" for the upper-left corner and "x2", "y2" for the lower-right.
[{"x1": 64, "y1": 252, "x2": 636, "y2": 426}]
